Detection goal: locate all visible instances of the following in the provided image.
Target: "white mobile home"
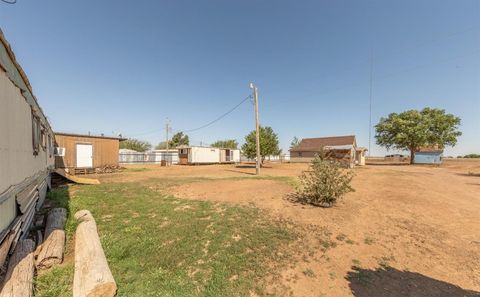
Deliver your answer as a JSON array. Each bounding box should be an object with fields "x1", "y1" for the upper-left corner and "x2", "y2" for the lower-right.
[
  {"x1": 178, "y1": 146, "x2": 240, "y2": 165},
  {"x1": 0, "y1": 29, "x2": 55, "y2": 266}
]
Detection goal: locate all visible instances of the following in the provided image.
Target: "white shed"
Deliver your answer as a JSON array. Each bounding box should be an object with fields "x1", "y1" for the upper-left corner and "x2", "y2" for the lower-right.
[{"x1": 178, "y1": 146, "x2": 240, "y2": 165}]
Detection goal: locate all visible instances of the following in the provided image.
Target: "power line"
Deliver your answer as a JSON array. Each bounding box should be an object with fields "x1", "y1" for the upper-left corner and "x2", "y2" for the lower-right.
[
  {"x1": 180, "y1": 94, "x2": 252, "y2": 133},
  {"x1": 128, "y1": 94, "x2": 252, "y2": 137}
]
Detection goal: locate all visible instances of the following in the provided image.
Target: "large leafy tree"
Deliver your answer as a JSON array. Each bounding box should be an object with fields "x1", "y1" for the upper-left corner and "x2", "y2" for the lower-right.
[
  {"x1": 241, "y1": 126, "x2": 281, "y2": 163},
  {"x1": 211, "y1": 139, "x2": 238, "y2": 149},
  {"x1": 375, "y1": 108, "x2": 461, "y2": 164},
  {"x1": 169, "y1": 132, "x2": 189, "y2": 148},
  {"x1": 120, "y1": 138, "x2": 152, "y2": 152}
]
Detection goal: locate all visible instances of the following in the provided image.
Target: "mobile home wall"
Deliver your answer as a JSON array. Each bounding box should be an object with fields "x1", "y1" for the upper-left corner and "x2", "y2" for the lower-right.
[{"x1": 0, "y1": 30, "x2": 54, "y2": 265}]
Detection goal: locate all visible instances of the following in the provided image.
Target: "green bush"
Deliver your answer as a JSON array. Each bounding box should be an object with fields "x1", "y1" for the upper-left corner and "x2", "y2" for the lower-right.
[{"x1": 296, "y1": 151, "x2": 355, "y2": 207}]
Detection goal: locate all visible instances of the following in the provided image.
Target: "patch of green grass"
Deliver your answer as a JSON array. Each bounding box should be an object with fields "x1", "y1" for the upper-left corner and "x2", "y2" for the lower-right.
[
  {"x1": 328, "y1": 271, "x2": 336, "y2": 280},
  {"x1": 352, "y1": 259, "x2": 361, "y2": 267},
  {"x1": 35, "y1": 181, "x2": 296, "y2": 297},
  {"x1": 364, "y1": 237, "x2": 375, "y2": 245},
  {"x1": 319, "y1": 238, "x2": 337, "y2": 251},
  {"x1": 378, "y1": 255, "x2": 396, "y2": 268},
  {"x1": 302, "y1": 268, "x2": 316, "y2": 278},
  {"x1": 346, "y1": 239, "x2": 355, "y2": 245},
  {"x1": 34, "y1": 264, "x2": 74, "y2": 297}
]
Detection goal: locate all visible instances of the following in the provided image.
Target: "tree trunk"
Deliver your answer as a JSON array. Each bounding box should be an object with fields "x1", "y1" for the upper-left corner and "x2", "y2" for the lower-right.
[
  {"x1": 35, "y1": 208, "x2": 67, "y2": 270},
  {"x1": 0, "y1": 239, "x2": 35, "y2": 297},
  {"x1": 410, "y1": 149, "x2": 415, "y2": 164},
  {"x1": 73, "y1": 210, "x2": 117, "y2": 297}
]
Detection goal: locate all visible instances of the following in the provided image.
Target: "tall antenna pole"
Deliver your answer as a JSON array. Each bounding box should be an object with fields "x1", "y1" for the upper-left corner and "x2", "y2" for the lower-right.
[
  {"x1": 250, "y1": 83, "x2": 261, "y2": 175},
  {"x1": 368, "y1": 50, "x2": 374, "y2": 156},
  {"x1": 166, "y1": 118, "x2": 170, "y2": 152}
]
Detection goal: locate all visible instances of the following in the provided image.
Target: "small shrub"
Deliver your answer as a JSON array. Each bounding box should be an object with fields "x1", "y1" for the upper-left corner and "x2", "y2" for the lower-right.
[{"x1": 296, "y1": 151, "x2": 355, "y2": 207}]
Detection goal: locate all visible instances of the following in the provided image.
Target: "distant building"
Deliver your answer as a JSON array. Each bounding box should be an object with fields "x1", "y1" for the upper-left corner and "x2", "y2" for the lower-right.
[
  {"x1": 289, "y1": 135, "x2": 367, "y2": 168},
  {"x1": 414, "y1": 146, "x2": 443, "y2": 165},
  {"x1": 118, "y1": 149, "x2": 179, "y2": 165},
  {"x1": 54, "y1": 132, "x2": 126, "y2": 174},
  {"x1": 178, "y1": 146, "x2": 240, "y2": 165}
]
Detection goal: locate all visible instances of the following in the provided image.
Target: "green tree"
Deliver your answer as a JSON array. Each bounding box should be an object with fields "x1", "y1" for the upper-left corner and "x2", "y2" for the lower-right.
[
  {"x1": 211, "y1": 139, "x2": 238, "y2": 149},
  {"x1": 241, "y1": 126, "x2": 281, "y2": 163},
  {"x1": 290, "y1": 136, "x2": 300, "y2": 149},
  {"x1": 463, "y1": 154, "x2": 480, "y2": 158},
  {"x1": 375, "y1": 108, "x2": 461, "y2": 164},
  {"x1": 169, "y1": 132, "x2": 189, "y2": 148},
  {"x1": 155, "y1": 141, "x2": 168, "y2": 150},
  {"x1": 120, "y1": 138, "x2": 152, "y2": 152}
]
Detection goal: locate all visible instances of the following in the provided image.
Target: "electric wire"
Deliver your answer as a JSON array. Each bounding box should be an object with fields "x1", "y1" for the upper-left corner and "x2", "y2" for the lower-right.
[{"x1": 128, "y1": 94, "x2": 252, "y2": 137}]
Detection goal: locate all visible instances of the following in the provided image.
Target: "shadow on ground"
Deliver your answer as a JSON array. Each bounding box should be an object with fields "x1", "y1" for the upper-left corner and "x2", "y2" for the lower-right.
[{"x1": 346, "y1": 266, "x2": 480, "y2": 297}]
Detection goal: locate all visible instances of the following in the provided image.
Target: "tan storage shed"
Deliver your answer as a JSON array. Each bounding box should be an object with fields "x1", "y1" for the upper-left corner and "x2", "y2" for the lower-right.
[{"x1": 54, "y1": 133, "x2": 125, "y2": 174}]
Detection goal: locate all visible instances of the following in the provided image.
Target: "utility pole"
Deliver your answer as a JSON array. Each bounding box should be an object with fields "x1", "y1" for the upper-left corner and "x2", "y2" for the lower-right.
[
  {"x1": 368, "y1": 50, "x2": 374, "y2": 156},
  {"x1": 165, "y1": 119, "x2": 170, "y2": 152},
  {"x1": 250, "y1": 83, "x2": 261, "y2": 175}
]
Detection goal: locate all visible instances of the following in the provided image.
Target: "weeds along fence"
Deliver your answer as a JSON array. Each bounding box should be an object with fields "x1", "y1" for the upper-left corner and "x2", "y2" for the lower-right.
[
  {"x1": 240, "y1": 154, "x2": 291, "y2": 163},
  {"x1": 119, "y1": 151, "x2": 179, "y2": 164}
]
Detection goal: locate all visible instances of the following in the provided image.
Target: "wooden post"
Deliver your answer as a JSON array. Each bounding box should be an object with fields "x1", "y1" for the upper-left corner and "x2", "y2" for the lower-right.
[
  {"x1": 73, "y1": 210, "x2": 117, "y2": 297},
  {"x1": 250, "y1": 83, "x2": 261, "y2": 175},
  {"x1": 0, "y1": 239, "x2": 35, "y2": 297}
]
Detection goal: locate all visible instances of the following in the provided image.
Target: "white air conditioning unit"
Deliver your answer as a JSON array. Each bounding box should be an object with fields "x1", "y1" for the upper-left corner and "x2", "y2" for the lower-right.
[{"x1": 54, "y1": 147, "x2": 65, "y2": 157}]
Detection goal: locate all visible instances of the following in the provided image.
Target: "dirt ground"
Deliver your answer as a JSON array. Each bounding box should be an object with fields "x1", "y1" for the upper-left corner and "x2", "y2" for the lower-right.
[{"x1": 102, "y1": 160, "x2": 480, "y2": 297}]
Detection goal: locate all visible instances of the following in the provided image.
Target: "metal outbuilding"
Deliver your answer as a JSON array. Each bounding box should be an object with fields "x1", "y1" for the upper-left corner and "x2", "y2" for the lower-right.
[
  {"x1": 178, "y1": 146, "x2": 240, "y2": 165},
  {"x1": 414, "y1": 147, "x2": 443, "y2": 165}
]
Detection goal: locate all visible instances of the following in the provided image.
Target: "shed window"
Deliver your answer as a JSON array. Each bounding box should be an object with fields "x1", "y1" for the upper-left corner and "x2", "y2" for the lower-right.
[{"x1": 31, "y1": 110, "x2": 41, "y2": 156}]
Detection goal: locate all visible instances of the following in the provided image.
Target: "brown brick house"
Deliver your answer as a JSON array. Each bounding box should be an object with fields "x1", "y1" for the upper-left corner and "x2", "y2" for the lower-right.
[{"x1": 289, "y1": 135, "x2": 367, "y2": 168}]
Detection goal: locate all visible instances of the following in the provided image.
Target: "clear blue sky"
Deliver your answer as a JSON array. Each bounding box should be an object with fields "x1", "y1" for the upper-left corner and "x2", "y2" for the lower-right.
[{"x1": 1, "y1": 0, "x2": 479, "y2": 156}]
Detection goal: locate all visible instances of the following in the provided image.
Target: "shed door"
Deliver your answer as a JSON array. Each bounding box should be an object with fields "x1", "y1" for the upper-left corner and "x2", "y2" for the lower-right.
[{"x1": 76, "y1": 144, "x2": 93, "y2": 168}]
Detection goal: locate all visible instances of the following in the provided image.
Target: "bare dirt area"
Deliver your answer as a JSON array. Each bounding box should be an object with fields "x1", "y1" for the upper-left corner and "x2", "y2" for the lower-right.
[{"x1": 106, "y1": 160, "x2": 480, "y2": 296}]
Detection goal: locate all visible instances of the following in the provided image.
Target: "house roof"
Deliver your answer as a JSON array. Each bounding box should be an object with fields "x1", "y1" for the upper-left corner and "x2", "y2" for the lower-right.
[
  {"x1": 290, "y1": 135, "x2": 356, "y2": 152},
  {"x1": 55, "y1": 132, "x2": 127, "y2": 141}
]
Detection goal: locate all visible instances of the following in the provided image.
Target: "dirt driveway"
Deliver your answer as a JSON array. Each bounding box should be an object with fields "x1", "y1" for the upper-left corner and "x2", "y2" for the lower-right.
[{"x1": 103, "y1": 160, "x2": 480, "y2": 296}]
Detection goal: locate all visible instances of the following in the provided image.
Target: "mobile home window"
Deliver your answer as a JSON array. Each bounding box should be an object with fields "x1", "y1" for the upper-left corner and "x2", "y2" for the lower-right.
[
  {"x1": 31, "y1": 110, "x2": 41, "y2": 155},
  {"x1": 48, "y1": 135, "x2": 53, "y2": 158},
  {"x1": 40, "y1": 127, "x2": 47, "y2": 151}
]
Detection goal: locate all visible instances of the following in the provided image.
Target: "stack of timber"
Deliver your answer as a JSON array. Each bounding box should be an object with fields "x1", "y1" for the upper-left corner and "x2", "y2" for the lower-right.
[
  {"x1": 74, "y1": 210, "x2": 117, "y2": 297},
  {"x1": 0, "y1": 239, "x2": 35, "y2": 297},
  {"x1": 94, "y1": 165, "x2": 124, "y2": 174},
  {"x1": 35, "y1": 208, "x2": 67, "y2": 270}
]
